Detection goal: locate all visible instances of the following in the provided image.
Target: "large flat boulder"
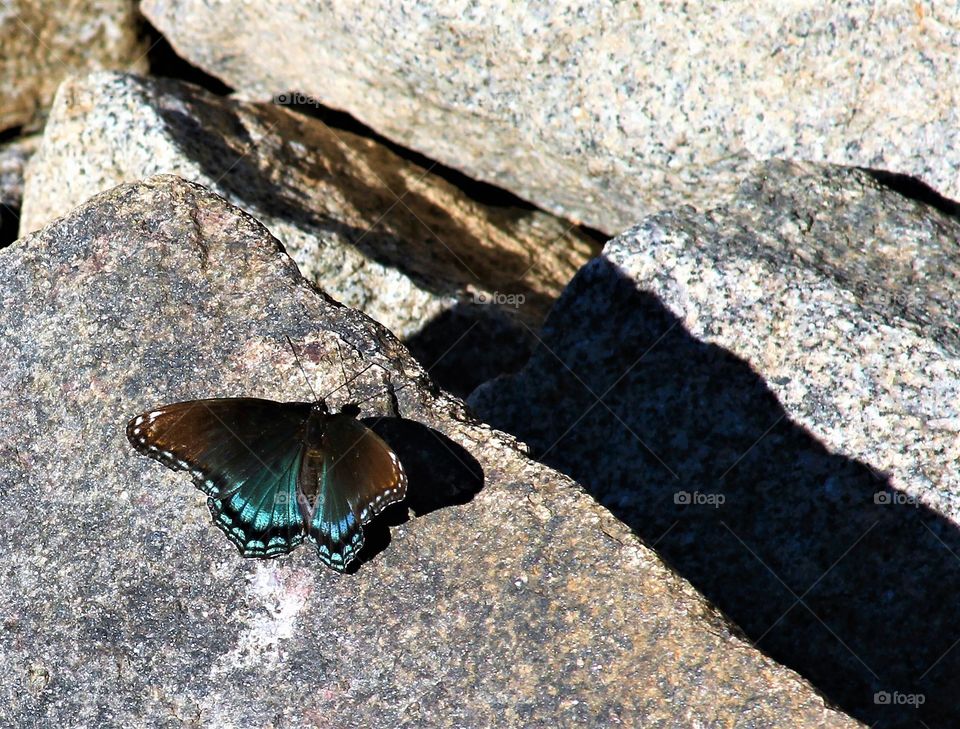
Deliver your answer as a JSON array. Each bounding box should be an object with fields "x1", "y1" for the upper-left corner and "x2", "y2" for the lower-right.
[{"x1": 0, "y1": 175, "x2": 858, "y2": 727}]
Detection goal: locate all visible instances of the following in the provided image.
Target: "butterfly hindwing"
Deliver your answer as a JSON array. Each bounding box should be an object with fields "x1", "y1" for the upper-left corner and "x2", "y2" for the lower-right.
[
  {"x1": 299, "y1": 414, "x2": 407, "y2": 571},
  {"x1": 127, "y1": 398, "x2": 314, "y2": 557},
  {"x1": 206, "y1": 447, "x2": 305, "y2": 558}
]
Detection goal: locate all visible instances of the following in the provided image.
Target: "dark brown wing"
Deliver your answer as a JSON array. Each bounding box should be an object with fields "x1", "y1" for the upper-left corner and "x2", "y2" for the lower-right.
[
  {"x1": 126, "y1": 398, "x2": 313, "y2": 557},
  {"x1": 299, "y1": 413, "x2": 407, "y2": 571}
]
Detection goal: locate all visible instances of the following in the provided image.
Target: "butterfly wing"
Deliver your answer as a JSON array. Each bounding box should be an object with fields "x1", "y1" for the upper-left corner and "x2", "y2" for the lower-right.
[
  {"x1": 126, "y1": 398, "x2": 313, "y2": 558},
  {"x1": 299, "y1": 413, "x2": 407, "y2": 571}
]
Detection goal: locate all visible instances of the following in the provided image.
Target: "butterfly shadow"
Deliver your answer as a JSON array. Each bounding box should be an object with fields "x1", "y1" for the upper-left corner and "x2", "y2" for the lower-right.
[{"x1": 345, "y1": 416, "x2": 484, "y2": 573}]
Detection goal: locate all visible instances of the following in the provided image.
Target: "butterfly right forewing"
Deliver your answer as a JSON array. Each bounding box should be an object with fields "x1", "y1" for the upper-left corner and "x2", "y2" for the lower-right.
[
  {"x1": 324, "y1": 415, "x2": 407, "y2": 524},
  {"x1": 299, "y1": 412, "x2": 407, "y2": 571}
]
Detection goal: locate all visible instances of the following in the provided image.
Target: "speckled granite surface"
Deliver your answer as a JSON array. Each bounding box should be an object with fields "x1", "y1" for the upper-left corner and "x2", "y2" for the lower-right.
[
  {"x1": 142, "y1": 1, "x2": 960, "y2": 233},
  {"x1": 21, "y1": 71, "x2": 598, "y2": 395},
  {"x1": 470, "y1": 159, "x2": 960, "y2": 727},
  {"x1": 0, "y1": 0, "x2": 146, "y2": 131},
  {"x1": 0, "y1": 176, "x2": 860, "y2": 727}
]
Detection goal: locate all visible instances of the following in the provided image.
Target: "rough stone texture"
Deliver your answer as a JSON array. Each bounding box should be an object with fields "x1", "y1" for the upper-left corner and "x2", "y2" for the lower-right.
[
  {"x1": 0, "y1": 133, "x2": 37, "y2": 246},
  {"x1": 0, "y1": 176, "x2": 858, "y2": 727},
  {"x1": 20, "y1": 71, "x2": 597, "y2": 395},
  {"x1": 470, "y1": 159, "x2": 960, "y2": 727},
  {"x1": 0, "y1": 0, "x2": 147, "y2": 131},
  {"x1": 141, "y1": 1, "x2": 960, "y2": 234}
]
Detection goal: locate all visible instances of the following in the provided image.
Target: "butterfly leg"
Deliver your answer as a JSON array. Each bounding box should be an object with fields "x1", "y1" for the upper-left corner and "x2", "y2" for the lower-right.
[{"x1": 385, "y1": 378, "x2": 403, "y2": 419}]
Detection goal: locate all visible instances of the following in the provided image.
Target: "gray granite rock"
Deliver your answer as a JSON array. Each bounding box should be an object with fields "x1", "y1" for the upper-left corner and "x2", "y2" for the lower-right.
[
  {"x1": 141, "y1": 1, "x2": 960, "y2": 234},
  {"x1": 0, "y1": 175, "x2": 859, "y2": 727},
  {"x1": 0, "y1": 0, "x2": 147, "y2": 131},
  {"x1": 21, "y1": 71, "x2": 598, "y2": 395},
  {"x1": 470, "y1": 159, "x2": 960, "y2": 727}
]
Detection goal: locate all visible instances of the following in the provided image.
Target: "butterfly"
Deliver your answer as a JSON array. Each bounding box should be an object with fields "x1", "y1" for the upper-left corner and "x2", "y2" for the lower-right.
[{"x1": 126, "y1": 397, "x2": 407, "y2": 572}]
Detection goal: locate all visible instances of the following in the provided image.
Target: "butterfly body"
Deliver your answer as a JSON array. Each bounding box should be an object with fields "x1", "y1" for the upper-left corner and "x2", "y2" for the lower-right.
[{"x1": 126, "y1": 397, "x2": 406, "y2": 571}]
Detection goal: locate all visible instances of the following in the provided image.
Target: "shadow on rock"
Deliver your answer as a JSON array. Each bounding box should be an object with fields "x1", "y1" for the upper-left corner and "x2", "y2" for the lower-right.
[
  {"x1": 471, "y1": 257, "x2": 960, "y2": 728},
  {"x1": 155, "y1": 92, "x2": 560, "y2": 395},
  {"x1": 404, "y1": 302, "x2": 536, "y2": 398},
  {"x1": 862, "y1": 167, "x2": 960, "y2": 219}
]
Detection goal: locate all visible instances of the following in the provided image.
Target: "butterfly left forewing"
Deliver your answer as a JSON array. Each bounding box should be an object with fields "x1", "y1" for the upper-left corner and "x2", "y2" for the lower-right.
[{"x1": 127, "y1": 398, "x2": 312, "y2": 557}]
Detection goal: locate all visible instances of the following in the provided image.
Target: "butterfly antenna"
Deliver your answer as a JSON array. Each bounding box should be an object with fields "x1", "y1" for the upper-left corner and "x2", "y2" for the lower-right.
[
  {"x1": 322, "y1": 340, "x2": 408, "y2": 415},
  {"x1": 312, "y1": 338, "x2": 372, "y2": 403},
  {"x1": 286, "y1": 336, "x2": 319, "y2": 401}
]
